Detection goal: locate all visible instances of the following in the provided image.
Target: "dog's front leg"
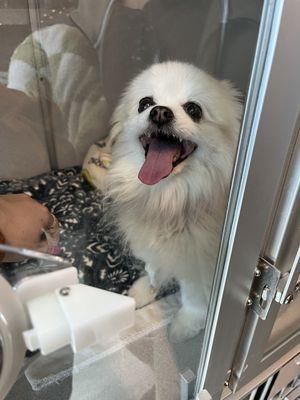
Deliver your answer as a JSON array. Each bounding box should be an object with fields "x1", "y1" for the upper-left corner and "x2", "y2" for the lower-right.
[
  {"x1": 128, "y1": 264, "x2": 158, "y2": 308},
  {"x1": 169, "y1": 280, "x2": 209, "y2": 342}
]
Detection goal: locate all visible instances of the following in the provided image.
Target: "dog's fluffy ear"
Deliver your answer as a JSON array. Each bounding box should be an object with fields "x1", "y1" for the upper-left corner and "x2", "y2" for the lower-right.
[
  {"x1": 220, "y1": 80, "x2": 244, "y2": 138},
  {"x1": 221, "y1": 80, "x2": 244, "y2": 111},
  {"x1": 221, "y1": 80, "x2": 243, "y2": 104}
]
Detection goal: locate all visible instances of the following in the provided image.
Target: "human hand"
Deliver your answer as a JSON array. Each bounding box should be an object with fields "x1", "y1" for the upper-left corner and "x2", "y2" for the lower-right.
[{"x1": 0, "y1": 194, "x2": 59, "y2": 262}]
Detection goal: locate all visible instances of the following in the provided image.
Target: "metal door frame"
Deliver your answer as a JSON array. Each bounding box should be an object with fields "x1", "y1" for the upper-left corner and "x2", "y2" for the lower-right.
[{"x1": 195, "y1": 1, "x2": 300, "y2": 398}]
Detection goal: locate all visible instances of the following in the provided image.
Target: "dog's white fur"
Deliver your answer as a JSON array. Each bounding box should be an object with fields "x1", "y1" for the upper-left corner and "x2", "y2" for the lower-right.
[{"x1": 106, "y1": 61, "x2": 242, "y2": 342}]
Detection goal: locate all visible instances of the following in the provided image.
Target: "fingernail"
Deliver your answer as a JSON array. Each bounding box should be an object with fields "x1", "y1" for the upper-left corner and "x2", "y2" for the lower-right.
[{"x1": 50, "y1": 246, "x2": 61, "y2": 256}]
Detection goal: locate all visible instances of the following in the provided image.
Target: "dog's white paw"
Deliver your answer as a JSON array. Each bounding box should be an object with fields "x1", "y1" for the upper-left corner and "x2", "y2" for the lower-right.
[
  {"x1": 168, "y1": 308, "x2": 205, "y2": 343},
  {"x1": 128, "y1": 275, "x2": 157, "y2": 309}
]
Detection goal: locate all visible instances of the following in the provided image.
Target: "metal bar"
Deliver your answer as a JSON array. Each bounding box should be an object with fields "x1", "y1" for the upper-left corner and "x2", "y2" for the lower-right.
[
  {"x1": 0, "y1": 243, "x2": 69, "y2": 267},
  {"x1": 258, "y1": 375, "x2": 273, "y2": 399},
  {"x1": 230, "y1": 310, "x2": 260, "y2": 390},
  {"x1": 263, "y1": 120, "x2": 300, "y2": 274},
  {"x1": 214, "y1": 0, "x2": 230, "y2": 77},
  {"x1": 195, "y1": 1, "x2": 284, "y2": 398},
  {"x1": 248, "y1": 387, "x2": 257, "y2": 400},
  {"x1": 279, "y1": 245, "x2": 300, "y2": 304},
  {"x1": 285, "y1": 385, "x2": 300, "y2": 400},
  {"x1": 221, "y1": 347, "x2": 300, "y2": 400},
  {"x1": 27, "y1": 0, "x2": 58, "y2": 169}
]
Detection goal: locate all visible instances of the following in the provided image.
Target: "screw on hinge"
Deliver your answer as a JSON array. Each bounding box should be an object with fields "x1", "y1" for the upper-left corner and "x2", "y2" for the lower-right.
[
  {"x1": 294, "y1": 282, "x2": 300, "y2": 292},
  {"x1": 247, "y1": 298, "x2": 253, "y2": 306},
  {"x1": 254, "y1": 268, "x2": 261, "y2": 277},
  {"x1": 284, "y1": 294, "x2": 294, "y2": 304},
  {"x1": 224, "y1": 380, "x2": 229, "y2": 387}
]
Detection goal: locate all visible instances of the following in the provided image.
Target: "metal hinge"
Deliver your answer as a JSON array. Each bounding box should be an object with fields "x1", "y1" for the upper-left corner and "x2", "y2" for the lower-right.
[{"x1": 248, "y1": 258, "x2": 281, "y2": 319}]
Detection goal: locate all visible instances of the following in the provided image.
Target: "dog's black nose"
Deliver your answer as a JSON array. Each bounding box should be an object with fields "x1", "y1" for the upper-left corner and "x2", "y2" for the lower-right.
[{"x1": 150, "y1": 106, "x2": 174, "y2": 126}]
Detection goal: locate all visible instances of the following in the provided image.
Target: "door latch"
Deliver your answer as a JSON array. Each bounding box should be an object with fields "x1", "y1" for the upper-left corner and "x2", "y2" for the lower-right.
[{"x1": 248, "y1": 258, "x2": 281, "y2": 319}]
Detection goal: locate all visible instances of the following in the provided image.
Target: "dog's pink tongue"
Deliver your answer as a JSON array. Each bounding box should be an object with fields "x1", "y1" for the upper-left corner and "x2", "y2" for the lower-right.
[{"x1": 138, "y1": 137, "x2": 180, "y2": 185}]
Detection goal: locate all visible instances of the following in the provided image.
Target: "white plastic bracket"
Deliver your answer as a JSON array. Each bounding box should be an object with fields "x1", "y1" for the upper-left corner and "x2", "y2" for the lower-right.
[{"x1": 23, "y1": 283, "x2": 135, "y2": 355}]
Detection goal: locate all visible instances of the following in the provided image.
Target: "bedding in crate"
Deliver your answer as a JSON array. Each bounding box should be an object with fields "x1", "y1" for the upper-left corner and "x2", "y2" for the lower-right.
[{"x1": 0, "y1": 167, "x2": 142, "y2": 293}]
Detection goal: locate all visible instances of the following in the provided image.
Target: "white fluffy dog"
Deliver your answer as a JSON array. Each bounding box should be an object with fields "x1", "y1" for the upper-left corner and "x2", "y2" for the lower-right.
[{"x1": 106, "y1": 61, "x2": 241, "y2": 342}]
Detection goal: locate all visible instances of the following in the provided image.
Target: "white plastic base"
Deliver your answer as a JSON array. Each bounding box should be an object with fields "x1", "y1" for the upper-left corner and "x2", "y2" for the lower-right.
[{"x1": 23, "y1": 284, "x2": 135, "y2": 355}]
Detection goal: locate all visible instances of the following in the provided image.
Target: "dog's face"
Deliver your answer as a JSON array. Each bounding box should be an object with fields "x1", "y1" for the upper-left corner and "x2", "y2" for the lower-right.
[{"x1": 109, "y1": 62, "x2": 242, "y2": 209}]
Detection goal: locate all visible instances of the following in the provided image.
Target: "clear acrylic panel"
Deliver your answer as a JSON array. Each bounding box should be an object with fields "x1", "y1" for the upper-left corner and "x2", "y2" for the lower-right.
[{"x1": 0, "y1": 1, "x2": 263, "y2": 399}]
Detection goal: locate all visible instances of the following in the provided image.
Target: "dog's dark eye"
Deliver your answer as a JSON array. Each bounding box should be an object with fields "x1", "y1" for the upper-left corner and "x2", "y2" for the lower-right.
[
  {"x1": 138, "y1": 97, "x2": 155, "y2": 113},
  {"x1": 183, "y1": 102, "x2": 202, "y2": 121}
]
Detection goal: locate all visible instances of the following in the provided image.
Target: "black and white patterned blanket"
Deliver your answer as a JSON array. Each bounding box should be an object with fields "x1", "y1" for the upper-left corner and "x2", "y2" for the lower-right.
[{"x1": 0, "y1": 167, "x2": 142, "y2": 293}]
